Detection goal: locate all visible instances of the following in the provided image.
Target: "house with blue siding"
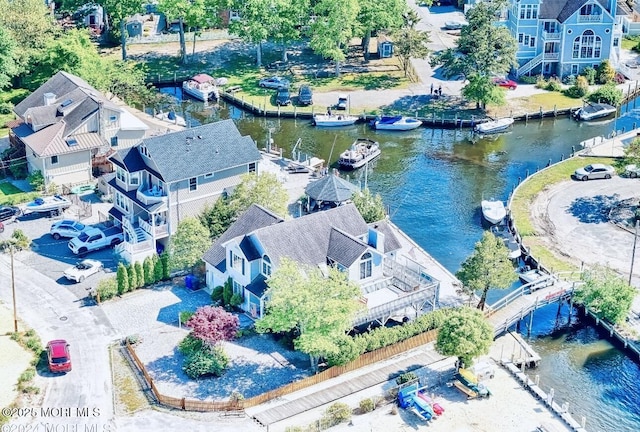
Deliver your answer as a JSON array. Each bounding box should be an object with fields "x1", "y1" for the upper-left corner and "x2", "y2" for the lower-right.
[{"x1": 502, "y1": 0, "x2": 621, "y2": 78}]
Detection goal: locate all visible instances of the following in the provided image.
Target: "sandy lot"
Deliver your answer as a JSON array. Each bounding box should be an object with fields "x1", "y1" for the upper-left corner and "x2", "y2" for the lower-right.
[{"x1": 0, "y1": 302, "x2": 33, "y2": 410}]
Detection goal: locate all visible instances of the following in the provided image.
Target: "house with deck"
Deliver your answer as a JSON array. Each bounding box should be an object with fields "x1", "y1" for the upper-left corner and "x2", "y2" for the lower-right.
[
  {"x1": 107, "y1": 120, "x2": 262, "y2": 263},
  {"x1": 8, "y1": 71, "x2": 148, "y2": 190},
  {"x1": 203, "y1": 203, "x2": 440, "y2": 327},
  {"x1": 504, "y1": 0, "x2": 621, "y2": 78}
]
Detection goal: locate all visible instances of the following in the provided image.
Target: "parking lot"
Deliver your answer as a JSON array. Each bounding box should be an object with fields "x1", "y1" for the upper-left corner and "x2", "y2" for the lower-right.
[{"x1": 1, "y1": 193, "x2": 117, "y2": 299}]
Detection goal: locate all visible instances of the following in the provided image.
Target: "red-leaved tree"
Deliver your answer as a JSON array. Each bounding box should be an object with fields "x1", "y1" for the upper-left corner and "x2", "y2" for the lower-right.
[{"x1": 186, "y1": 306, "x2": 239, "y2": 346}]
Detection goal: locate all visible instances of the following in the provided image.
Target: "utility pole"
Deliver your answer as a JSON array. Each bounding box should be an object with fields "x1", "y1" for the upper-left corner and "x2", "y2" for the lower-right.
[
  {"x1": 630, "y1": 220, "x2": 639, "y2": 286},
  {"x1": 10, "y1": 245, "x2": 17, "y2": 332}
]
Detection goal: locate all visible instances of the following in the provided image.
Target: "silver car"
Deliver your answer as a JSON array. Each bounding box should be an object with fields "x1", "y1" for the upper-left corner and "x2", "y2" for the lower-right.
[
  {"x1": 573, "y1": 163, "x2": 615, "y2": 181},
  {"x1": 258, "y1": 76, "x2": 290, "y2": 89}
]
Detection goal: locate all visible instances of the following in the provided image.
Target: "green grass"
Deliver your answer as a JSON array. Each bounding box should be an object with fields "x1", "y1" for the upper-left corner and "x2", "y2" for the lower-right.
[
  {"x1": 0, "y1": 88, "x2": 29, "y2": 137},
  {"x1": 510, "y1": 156, "x2": 618, "y2": 273},
  {"x1": 622, "y1": 36, "x2": 640, "y2": 51},
  {"x1": 0, "y1": 182, "x2": 37, "y2": 205}
]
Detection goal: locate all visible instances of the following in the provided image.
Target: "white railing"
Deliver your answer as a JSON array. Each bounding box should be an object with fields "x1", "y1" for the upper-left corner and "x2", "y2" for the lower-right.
[
  {"x1": 136, "y1": 184, "x2": 167, "y2": 206},
  {"x1": 120, "y1": 239, "x2": 154, "y2": 253},
  {"x1": 517, "y1": 52, "x2": 544, "y2": 76},
  {"x1": 138, "y1": 217, "x2": 154, "y2": 238},
  {"x1": 543, "y1": 52, "x2": 559, "y2": 60},
  {"x1": 543, "y1": 32, "x2": 561, "y2": 41},
  {"x1": 138, "y1": 216, "x2": 169, "y2": 238},
  {"x1": 578, "y1": 15, "x2": 602, "y2": 23}
]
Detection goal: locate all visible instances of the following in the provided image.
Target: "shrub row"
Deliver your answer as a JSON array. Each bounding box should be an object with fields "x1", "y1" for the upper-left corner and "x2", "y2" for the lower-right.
[{"x1": 95, "y1": 253, "x2": 172, "y2": 302}]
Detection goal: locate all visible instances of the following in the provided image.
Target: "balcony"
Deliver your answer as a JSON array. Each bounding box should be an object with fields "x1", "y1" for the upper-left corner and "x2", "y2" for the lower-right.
[
  {"x1": 578, "y1": 15, "x2": 602, "y2": 23},
  {"x1": 138, "y1": 216, "x2": 169, "y2": 239},
  {"x1": 136, "y1": 183, "x2": 167, "y2": 206},
  {"x1": 543, "y1": 32, "x2": 561, "y2": 41},
  {"x1": 543, "y1": 52, "x2": 560, "y2": 61}
]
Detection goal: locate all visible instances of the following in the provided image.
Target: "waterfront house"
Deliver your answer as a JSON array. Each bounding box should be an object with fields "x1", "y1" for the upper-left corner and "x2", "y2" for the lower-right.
[
  {"x1": 107, "y1": 119, "x2": 262, "y2": 263},
  {"x1": 504, "y1": 0, "x2": 621, "y2": 78},
  {"x1": 8, "y1": 71, "x2": 148, "y2": 190},
  {"x1": 203, "y1": 203, "x2": 440, "y2": 327}
]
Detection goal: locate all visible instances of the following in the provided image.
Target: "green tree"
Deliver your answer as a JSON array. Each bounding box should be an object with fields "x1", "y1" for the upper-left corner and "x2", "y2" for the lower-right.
[
  {"x1": 351, "y1": 188, "x2": 386, "y2": 223},
  {"x1": 310, "y1": 0, "x2": 360, "y2": 76},
  {"x1": 435, "y1": 306, "x2": 493, "y2": 366},
  {"x1": 134, "y1": 262, "x2": 144, "y2": 288},
  {"x1": 0, "y1": 24, "x2": 17, "y2": 89},
  {"x1": 588, "y1": 82, "x2": 623, "y2": 107},
  {"x1": 99, "y1": 0, "x2": 144, "y2": 61},
  {"x1": 160, "y1": 251, "x2": 171, "y2": 280},
  {"x1": 199, "y1": 195, "x2": 238, "y2": 240},
  {"x1": 623, "y1": 138, "x2": 640, "y2": 168},
  {"x1": 184, "y1": 0, "x2": 225, "y2": 57},
  {"x1": 230, "y1": 172, "x2": 289, "y2": 217},
  {"x1": 256, "y1": 258, "x2": 364, "y2": 371},
  {"x1": 169, "y1": 218, "x2": 212, "y2": 271},
  {"x1": 0, "y1": 229, "x2": 31, "y2": 252},
  {"x1": 597, "y1": 60, "x2": 616, "y2": 84},
  {"x1": 227, "y1": 0, "x2": 272, "y2": 67},
  {"x1": 143, "y1": 257, "x2": 154, "y2": 285},
  {"x1": 462, "y1": 73, "x2": 506, "y2": 109},
  {"x1": 127, "y1": 263, "x2": 137, "y2": 291},
  {"x1": 222, "y1": 277, "x2": 233, "y2": 307},
  {"x1": 116, "y1": 262, "x2": 129, "y2": 295},
  {"x1": 153, "y1": 254, "x2": 164, "y2": 282},
  {"x1": 574, "y1": 266, "x2": 636, "y2": 324},
  {"x1": 392, "y1": 9, "x2": 430, "y2": 78},
  {"x1": 27, "y1": 170, "x2": 44, "y2": 192},
  {"x1": 157, "y1": 0, "x2": 191, "y2": 64},
  {"x1": 357, "y1": 0, "x2": 405, "y2": 60},
  {"x1": 456, "y1": 231, "x2": 517, "y2": 310}
]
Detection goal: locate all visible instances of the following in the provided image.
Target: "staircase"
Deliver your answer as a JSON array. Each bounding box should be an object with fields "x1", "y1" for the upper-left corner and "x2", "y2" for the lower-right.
[
  {"x1": 133, "y1": 226, "x2": 147, "y2": 243},
  {"x1": 517, "y1": 53, "x2": 544, "y2": 77}
]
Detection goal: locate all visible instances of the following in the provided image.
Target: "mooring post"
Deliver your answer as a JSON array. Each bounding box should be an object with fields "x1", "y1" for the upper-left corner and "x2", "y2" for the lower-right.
[{"x1": 527, "y1": 310, "x2": 534, "y2": 337}]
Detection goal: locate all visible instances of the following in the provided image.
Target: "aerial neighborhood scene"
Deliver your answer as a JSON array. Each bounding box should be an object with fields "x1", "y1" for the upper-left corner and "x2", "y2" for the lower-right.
[{"x1": 3, "y1": 0, "x2": 640, "y2": 431}]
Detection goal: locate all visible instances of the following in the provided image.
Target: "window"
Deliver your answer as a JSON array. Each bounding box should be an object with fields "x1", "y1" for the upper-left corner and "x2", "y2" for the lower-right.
[
  {"x1": 110, "y1": 136, "x2": 118, "y2": 146},
  {"x1": 523, "y1": 35, "x2": 530, "y2": 46},
  {"x1": 518, "y1": 33, "x2": 524, "y2": 43},
  {"x1": 520, "y1": 5, "x2": 538, "y2": 20},
  {"x1": 530, "y1": 37, "x2": 536, "y2": 48},
  {"x1": 230, "y1": 251, "x2": 245, "y2": 275},
  {"x1": 115, "y1": 192, "x2": 129, "y2": 212},
  {"x1": 116, "y1": 167, "x2": 126, "y2": 183},
  {"x1": 571, "y1": 64, "x2": 579, "y2": 75},
  {"x1": 573, "y1": 30, "x2": 601, "y2": 59},
  {"x1": 248, "y1": 162, "x2": 256, "y2": 173},
  {"x1": 189, "y1": 177, "x2": 197, "y2": 192},
  {"x1": 580, "y1": 4, "x2": 601, "y2": 16},
  {"x1": 130, "y1": 173, "x2": 139, "y2": 186},
  {"x1": 262, "y1": 255, "x2": 272, "y2": 276},
  {"x1": 232, "y1": 280, "x2": 243, "y2": 296},
  {"x1": 139, "y1": 145, "x2": 149, "y2": 158},
  {"x1": 204, "y1": 172, "x2": 214, "y2": 179},
  {"x1": 359, "y1": 252, "x2": 372, "y2": 280},
  {"x1": 614, "y1": 37, "x2": 619, "y2": 47},
  {"x1": 51, "y1": 155, "x2": 59, "y2": 165}
]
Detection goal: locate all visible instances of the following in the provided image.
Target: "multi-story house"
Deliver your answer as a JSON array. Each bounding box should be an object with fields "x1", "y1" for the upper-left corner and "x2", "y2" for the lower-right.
[
  {"x1": 9, "y1": 71, "x2": 148, "y2": 189},
  {"x1": 505, "y1": 0, "x2": 621, "y2": 78},
  {"x1": 108, "y1": 119, "x2": 262, "y2": 263},
  {"x1": 203, "y1": 203, "x2": 440, "y2": 327}
]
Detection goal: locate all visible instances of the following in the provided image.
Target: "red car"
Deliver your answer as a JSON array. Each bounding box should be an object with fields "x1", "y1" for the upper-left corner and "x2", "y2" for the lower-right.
[
  {"x1": 46, "y1": 339, "x2": 72, "y2": 373},
  {"x1": 493, "y1": 77, "x2": 518, "y2": 90}
]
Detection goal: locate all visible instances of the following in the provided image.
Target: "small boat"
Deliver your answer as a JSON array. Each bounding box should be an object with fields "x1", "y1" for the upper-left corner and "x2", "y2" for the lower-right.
[
  {"x1": 573, "y1": 103, "x2": 616, "y2": 121},
  {"x1": 490, "y1": 224, "x2": 521, "y2": 260},
  {"x1": 481, "y1": 199, "x2": 506, "y2": 225},
  {"x1": 518, "y1": 266, "x2": 554, "y2": 290},
  {"x1": 313, "y1": 114, "x2": 358, "y2": 127},
  {"x1": 338, "y1": 138, "x2": 381, "y2": 170},
  {"x1": 25, "y1": 195, "x2": 71, "y2": 213},
  {"x1": 182, "y1": 74, "x2": 219, "y2": 101},
  {"x1": 475, "y1": 117, "x2": 514, "y2": 134},
  {"x1": 154, "y1": 110, "x2": 186, "y2": 127},
  {"x1": 371, "y1": 115, "x2": 422, "y2": 131},
  {"x1": 70, "y1": 184, "x2": 96, "y2": 195}
]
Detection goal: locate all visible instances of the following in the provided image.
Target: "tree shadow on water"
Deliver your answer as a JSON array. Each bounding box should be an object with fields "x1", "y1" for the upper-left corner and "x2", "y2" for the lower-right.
[{"x1": 567, "y1": 194, "x2": 619, "y2": 224}]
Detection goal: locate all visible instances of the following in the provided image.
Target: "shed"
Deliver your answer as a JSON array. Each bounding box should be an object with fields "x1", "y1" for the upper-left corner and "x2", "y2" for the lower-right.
[
  {"x1": 126, "y1": 14, "x2": 145, "y2": 38},
  {"x1": 377, "y1": 34, "x2": 394, "y2": 58}
]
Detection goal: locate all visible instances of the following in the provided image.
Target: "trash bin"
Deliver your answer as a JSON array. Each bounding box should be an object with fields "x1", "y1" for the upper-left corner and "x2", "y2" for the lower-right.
[{"x1": 185, "y1": 274, "x2": 199, "y2": 291}]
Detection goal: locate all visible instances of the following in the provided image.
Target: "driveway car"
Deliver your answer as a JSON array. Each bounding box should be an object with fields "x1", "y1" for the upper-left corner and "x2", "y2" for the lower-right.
[
  {"x1": 50, "y1": 219, "x2": 87, "y2": 240},
  {"x1": 336, "y1": 94, "x2": 348, "y2": 110},
  {"x1": 493, "y1": 77, "x2": 518, "y2": 90},
  {"x1": 444, "y1": 20, "x2": 467, "y2": 30},
  {"x1": 625, "y1": 164, "x2": 640, "y2": 178},
  {"x1": 259, "y1": 76, "x2": 290, "y2": 89},
  {"x1": 298, "y1": 85, "x2": 313, "y2": 105},
  {"x1": 46, "y1": 339, "x2": 71, "y2": 373},
  {"x1": 276, "y1": 87, "x2": 291, "y2": 106},
  {"x1": 63, "y1": 259, "x2": 103, "y2": 283},
  {"x1": 0, "y1": 205, "x2": 21, "y2": 222},
  {"x1": 573, "y1": 163, "x2": 615, "y2": 181}
]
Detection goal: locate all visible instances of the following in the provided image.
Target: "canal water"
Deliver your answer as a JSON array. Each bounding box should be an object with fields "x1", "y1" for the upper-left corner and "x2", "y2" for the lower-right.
[{"x1": 163, "y1": 89, "x2": 640, "y2": 431}]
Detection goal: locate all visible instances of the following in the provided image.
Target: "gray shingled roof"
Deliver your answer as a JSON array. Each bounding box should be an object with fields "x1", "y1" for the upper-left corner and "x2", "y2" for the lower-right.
[
  {"x1": 250, "y1": 204, "x2": 369, "y2": 268},
  {"x1": 367, "y1": 220, "x2": 402, "y2": 253},
  {"x1": 326, "y1": 227, "x2": 369, "y2": 267},
  {"x1": 203, "y1": 204, "x2": 284, "y2": 270},
  {"x1": 141, "y1": 119, "x2": 261, "y2": 183},
  {"x1": 305, "y1": 174, "x2": 358, "y2": 203},
  {"x1": 540, "y1": 0, "x2": 611, "y2": 22},
  {"x1": 111, "y1": 146, "x2": 151, "y2": 174}
]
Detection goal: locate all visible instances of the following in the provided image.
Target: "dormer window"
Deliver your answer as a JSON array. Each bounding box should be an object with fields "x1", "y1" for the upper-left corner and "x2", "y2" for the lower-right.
[
  {"x1": 116, "y1": 166, "x2": 127, "y2": 183},
  {"x1": 262, "y1": 255, "x2": 272, "y2": 276},
  {"x1": 130, "y1": 172, "x2": 139, "y2": 186},
  {"x1": 230, "y1": 251, "x2": 245, "y2": 275}
]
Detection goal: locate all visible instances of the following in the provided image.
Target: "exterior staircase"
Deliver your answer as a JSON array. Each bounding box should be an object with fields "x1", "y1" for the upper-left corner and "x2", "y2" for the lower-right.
[
  {"x1": 133, "y1": 226, "x2": 147, "y2": 242},
  {"x1": 517, "y1": 53, "x2": 544, "y2": 77}
]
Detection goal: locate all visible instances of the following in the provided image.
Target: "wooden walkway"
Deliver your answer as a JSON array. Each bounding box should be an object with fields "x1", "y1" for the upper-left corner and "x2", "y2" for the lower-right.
[{"x1": 250, "y1": 349, "x2": 444, "y2": 426}]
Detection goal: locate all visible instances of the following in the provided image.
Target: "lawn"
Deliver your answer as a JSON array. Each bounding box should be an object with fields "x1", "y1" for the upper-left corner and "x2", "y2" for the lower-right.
[
  {"x1": 0, "y1": 181, "x2": 36, "y2": 205},
  {"x1": 0, "y1": 88, "x2": 29, "y2": 137}
]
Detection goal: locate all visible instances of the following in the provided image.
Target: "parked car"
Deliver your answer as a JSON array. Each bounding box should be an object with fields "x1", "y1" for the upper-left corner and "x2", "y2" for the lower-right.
[
  {"x1": 573, "y1": 163, "x2": 615, "y2": 181},
  {"x1": 63, "y1": 259, "x2": 104, "y2": 283},
  {"x1": 625, "y1": 164, "x2": 640, "y2": 178},
  {"x1": 336, "y1": 94, "x2": 348, "y2": 110},
  {"x1": 68, "y1": 225, "x2": 124, "y2": 255},
  {"x1": 0, "y1": 205, "x2": 21, "y2": 222},
  {"x1": 46, "y1": 339, "x2": 71, "y2": 373},
  {"x1": 298, "y1": 85, "x2": 313, "y2": 105},
  {"x1": 493, "y1": 77, "x2": 518, "y2": 90},
  {"x1": 276, "y1": 87, "x2": 291, "y2": 106},
  {"x1": 50, "y1": 219, "x2": 87, "y2": 240},
  {"x1": 258, "y1": 76, "x2": 290, "y2": 89},
  {"x1": 444, "y1": 20, "x2": 467, "y2": 30}
]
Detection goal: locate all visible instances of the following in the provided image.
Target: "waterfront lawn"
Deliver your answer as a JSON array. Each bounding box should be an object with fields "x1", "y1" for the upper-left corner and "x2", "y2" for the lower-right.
[
  {"x1": 622, "y1": 36, "x2": 640, "y2": 51},
  {"x1": 510, "y1": 156, "x2": 616, "y2": 273},
  {"x1": 490, "y1": 91, "x2": 581, "y2": 118}
]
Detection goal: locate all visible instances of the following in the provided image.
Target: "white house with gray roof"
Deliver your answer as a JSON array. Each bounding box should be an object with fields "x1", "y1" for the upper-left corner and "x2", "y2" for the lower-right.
[
  {"x1": 108, "y1": 119, "x2": 262, "y2": 263},
  {"x1": 203, "y1": 203, "x2": 440, "y2": 327},
  {"x1": 8, "y1": 71, "x2": 148, "y2": 189}
]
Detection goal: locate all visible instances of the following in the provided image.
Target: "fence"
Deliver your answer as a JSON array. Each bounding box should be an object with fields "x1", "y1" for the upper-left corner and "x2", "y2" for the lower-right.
[{"x1": 124, "y1": 328, "x2": 438, "y2": 412}]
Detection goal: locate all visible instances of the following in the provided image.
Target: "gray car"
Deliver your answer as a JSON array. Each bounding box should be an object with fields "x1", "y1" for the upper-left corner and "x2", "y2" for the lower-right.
[
  {"x1": 259, "y1": 76, "x2": 290, "y2": 89},
  {"x1": 573, "y1": 163, "x2": 615, "y2": 181}
]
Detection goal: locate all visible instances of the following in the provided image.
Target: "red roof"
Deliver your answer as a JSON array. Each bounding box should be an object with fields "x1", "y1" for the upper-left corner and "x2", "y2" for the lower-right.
[{"x1": 191, "y1": 74, "x2": 214, "y2": 84}]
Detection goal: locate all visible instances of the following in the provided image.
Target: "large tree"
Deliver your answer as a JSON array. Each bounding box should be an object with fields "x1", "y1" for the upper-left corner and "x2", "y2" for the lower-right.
[
  {"x1": 227, "y1": 0, "x2": 272, "y2": 67},
  {"x1": 157, "y1": 0, "x2": 190, "y2": 64},
  {"x1": 392, "y1": 9, "x2": 430, "y2": 78},
  {"x1": 229, "y1": 172, "x2": 289, "y2": 217},
  {"x1": 456, "y1": 231, "x2": 517, "y2": 310},
  {"x1": 0, "y1": 24, "x2": 17, "y2": 89},
  {"x1": 256, "y1": 258, "x2": 364, "y2": 371},
  {"x1": 184, "y1": 0, "x2": 225, "y2": 57},
  {"x1": 310, "y1": 0, "x2": 360, "y2": 76},
  {"x1": 357, "y1": 0, "x2": 405, "y2": 60},
  {"x1": 435, "y1": 306, "x2": 493, "y2": 367},
  {"x1": 169, "y1": 217, "x2": 212, "y2": 271},
  {"x1": 462, "y1": 73, "x2": 506, "y2": 109},
  {"x1": 351, "y1": 188, "x2": 386, "y2": 223},
  {"x1": 100, "y1": 0, "x2": 144, "y2": 61},
  {"x1": 574, "y1": 266, "x2": 636, "y2": 325}
]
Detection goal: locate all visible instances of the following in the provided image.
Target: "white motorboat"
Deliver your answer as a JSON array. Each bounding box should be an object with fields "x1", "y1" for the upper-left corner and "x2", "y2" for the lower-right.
[
  {"x1": 371, "y1": 115, "x2": 422, "y2": 131},
  {"x1": 573, "y1": 103, "x2": 616, "y2": 121},
  {"x1": 475, "y1": 117, "x2": 514, "y2": 134},
  {"x1": 518, "y1": 267, "x2": 554, "y2": 290},
  {"x1": 481, "y1": 199, "x2": 506, "y2": 225},
  {"x1": 338, "y1": 138, "x2": 381, "y2": 170},
  {"x1": 313, "y1": 114, "x2": 358, "y2": 127},
  {"x1": 25, "y1": 195, "x2": 71, "y2": 213},
  {"x1": 490, "y1": 224, "x2": 521, "y2": 260},
  {"x1": 154, "y1": 110, "x2": 186, "y2": 127},
  {"x1": 182, "y1": 74, "x2": 219, "y2": 101}
]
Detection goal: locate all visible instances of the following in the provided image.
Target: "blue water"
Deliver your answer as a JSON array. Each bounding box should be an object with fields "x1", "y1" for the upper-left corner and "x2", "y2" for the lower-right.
[{"x1": 164, "y1": 88, "x2": 640, "y2": 431}]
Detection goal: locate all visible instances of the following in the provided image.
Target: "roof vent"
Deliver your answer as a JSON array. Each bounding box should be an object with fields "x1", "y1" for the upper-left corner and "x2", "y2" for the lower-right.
[
  {"x1": 197, "y1": 135, "x2": 203, "y2": 139},
  {"x1": 43, "y1": 92, "x2": 56, "y2": 106}
]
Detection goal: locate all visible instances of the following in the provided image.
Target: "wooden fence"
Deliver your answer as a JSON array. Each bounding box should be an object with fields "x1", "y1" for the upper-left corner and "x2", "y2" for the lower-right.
[{"x1": 124, "y1": 328, "x2": 438, "y2": 412}]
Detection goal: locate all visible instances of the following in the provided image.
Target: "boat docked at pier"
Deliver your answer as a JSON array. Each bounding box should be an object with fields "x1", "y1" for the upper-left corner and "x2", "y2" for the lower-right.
[
  {"x1": 573, "y1": 102, "x2": 616, "y2": 121},
  {"x1": 475, "y1": 117, "x2": 514, "y2": 134},
  {"x1": 371, "y1": 115, "x2": 422, "y2": 131},
  {"x1": 490, "y1": 224, "x2": 521, "y2": 260},
  {"x1": 338, "y1": 138, "x2": 381, "y2": 170},
  {"x1": 154, "y1": 110, "x2": 186, "y2": 127},
  {"x1": 313, "y1": 114, "x2": 358, "y2": 127},
  {"x1": 481, "y1": 199, "x2": 506, "y2": 225},
  {"x1": 182, "y1": 74, "x2": 219, "y2": 101}
]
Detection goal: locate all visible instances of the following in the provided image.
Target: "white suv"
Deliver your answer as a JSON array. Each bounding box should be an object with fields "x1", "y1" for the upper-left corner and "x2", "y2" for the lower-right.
[{"x1": 50, "y1": 220, "x2": 86, "y2": 240}]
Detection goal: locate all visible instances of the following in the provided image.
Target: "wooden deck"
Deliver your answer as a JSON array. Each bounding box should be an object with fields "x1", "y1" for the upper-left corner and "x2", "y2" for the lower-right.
[{"x1": 250, "y1": 349, "x2": 444, "y2": 426}]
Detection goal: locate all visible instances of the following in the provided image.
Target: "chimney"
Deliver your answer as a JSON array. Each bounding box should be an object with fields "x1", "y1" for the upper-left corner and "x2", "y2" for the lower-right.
[{"x1": 43, "y1": 92, "x2": 56, "y2": 106}]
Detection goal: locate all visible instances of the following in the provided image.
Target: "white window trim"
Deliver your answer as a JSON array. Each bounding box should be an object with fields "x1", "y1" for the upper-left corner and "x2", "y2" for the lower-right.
[{"x1": 189, "y1": 177, "x2": 198, "y2": 192}]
